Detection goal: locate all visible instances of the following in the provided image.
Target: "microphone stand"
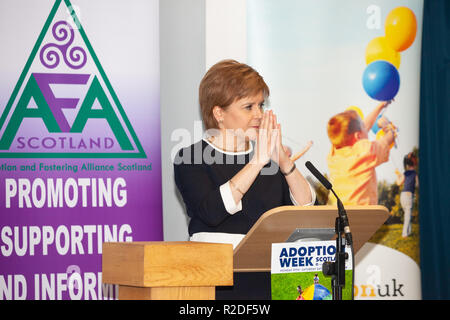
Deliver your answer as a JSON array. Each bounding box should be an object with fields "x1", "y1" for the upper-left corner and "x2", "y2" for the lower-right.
[
  {"x1": 328, "y1": 213, "x2": 347, "y2": 300},
  {"x1": 304, "y1": 161, "x2": 354, "y2": 300},
  {"x1": 322, "y1": 191, "x2": 351, "y2": 300}
]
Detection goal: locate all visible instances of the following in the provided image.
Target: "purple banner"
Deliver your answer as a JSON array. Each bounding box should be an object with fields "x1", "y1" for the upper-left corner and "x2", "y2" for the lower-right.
[{"x1": 0, "y1": 0, "x2": 162, "y2": 299}]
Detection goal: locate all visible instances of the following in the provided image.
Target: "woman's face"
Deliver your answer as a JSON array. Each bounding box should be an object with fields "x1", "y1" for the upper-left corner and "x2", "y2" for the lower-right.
[{"x1": 218, "y1": 91, "x2": 265, "y2": 141}]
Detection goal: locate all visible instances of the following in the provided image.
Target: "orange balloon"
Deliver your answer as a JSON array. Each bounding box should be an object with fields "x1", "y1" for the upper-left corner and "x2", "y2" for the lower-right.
[
  {"x1": 346, "y1": 106, "x2": 364, "y2": 119},
  {"x1": 385, "y1": 7, "x2": 417, "y2": 52},
  {"x1": 365, "y1": 36, "x2": 401, "y2": 69}
]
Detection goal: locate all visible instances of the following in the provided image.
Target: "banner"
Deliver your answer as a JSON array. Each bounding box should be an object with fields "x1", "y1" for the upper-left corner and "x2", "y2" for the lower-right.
[
  {"x1": 0, "y1": 0, "x2": 162, "y2": 300},
  {"x1": 271, "y1": 241, "x2": 353, "y2": 300},
  {"x1": 248, "y1": 0, "x2": 423, "y2": 299}
]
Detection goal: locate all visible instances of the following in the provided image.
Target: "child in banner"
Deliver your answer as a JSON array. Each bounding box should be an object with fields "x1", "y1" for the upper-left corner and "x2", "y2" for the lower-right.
[
  {"x1": 314, "y1": 273, "x2": 320, "y2": 284},
  {"x1": 395, "y1": 152, "x2": 419, "y2": 238},
  {"x1": 296, "y1": 285, "x2": 305, "y2": 300},
  {"x1": 326, "y1": 101, "x2": 396, "y2": 205}
]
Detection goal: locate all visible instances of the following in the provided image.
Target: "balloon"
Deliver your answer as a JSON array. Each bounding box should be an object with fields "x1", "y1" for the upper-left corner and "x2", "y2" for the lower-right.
[
  {"x1": 365, "y1": 36, "x2": 401, "y2": 69},
  {"x1": 346, "y1": 106, "x2": 364, "y2": 120},
  {"x1": 376, "y1": 129, "x2": 395, "y2": 149},
  {"x1": 385, "y1": 7, "x2": 417, "y2": 52},
  {"x1": 362, "y1": 60, "x2": 400, "y2": 101}
]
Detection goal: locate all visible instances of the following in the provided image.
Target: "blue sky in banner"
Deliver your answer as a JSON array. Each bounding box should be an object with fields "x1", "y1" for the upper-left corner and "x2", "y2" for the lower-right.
[{"x1": 247, "y1": 0, "x2": 423, "y2": 183}]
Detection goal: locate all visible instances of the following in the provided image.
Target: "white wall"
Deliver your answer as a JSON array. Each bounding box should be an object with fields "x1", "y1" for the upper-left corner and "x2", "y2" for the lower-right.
[
  {"x1": 160, "y1": 0, "x2": 247, "y2": 241},
  {"x1": 160, "y1": 0, "x2": 205, "y2": 241},
  {"x1": 205, "y1": 0, "x2": 247, "y2": 69}
]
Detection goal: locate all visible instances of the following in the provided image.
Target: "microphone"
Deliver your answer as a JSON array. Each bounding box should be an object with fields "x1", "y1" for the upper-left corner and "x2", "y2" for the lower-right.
[
  {"x1": 305, "y1": 161, "x2": 332, "y2": 190},
  {"x1": 305, "y1": 161, "x2": 352, "y2": 245}
]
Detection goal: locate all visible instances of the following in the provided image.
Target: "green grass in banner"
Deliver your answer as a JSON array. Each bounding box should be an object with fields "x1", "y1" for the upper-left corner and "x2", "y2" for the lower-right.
[
  {"x1": 369, "y1": 223, "x2": 420, "y2": 265},
  {"x1": 271, "y1": 270, "x2": 353, "y2": 300}
]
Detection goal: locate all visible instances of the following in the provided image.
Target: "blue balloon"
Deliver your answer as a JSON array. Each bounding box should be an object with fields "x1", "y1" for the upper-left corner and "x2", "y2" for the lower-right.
[{"x1": 362, "y1": 60, "x2": 400, "y2": 101}]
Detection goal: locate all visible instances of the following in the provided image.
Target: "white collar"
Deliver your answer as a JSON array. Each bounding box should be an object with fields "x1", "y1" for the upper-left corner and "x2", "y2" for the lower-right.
[{"x1": 202, "y1": 137, "x2": 253, "y2": 156}]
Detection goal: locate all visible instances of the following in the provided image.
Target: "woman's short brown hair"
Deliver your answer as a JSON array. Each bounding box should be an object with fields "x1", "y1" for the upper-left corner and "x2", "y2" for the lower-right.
[{"x1": 199, "y1": 60, "x2": 269, "y2": 129}]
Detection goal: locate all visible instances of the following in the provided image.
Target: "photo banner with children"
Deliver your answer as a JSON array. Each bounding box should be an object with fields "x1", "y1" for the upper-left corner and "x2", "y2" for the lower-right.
[
  {"x1": 0, "y1": 0, "x2": 162, "y2": 300},
  {"x1": 247, "y1": 0, "x2": 423, "y2": 299}
]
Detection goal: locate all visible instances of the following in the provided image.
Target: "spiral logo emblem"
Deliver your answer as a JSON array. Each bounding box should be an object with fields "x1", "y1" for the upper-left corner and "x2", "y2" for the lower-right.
[{"x1": 39, "y1": 20, "x2": 87, "y2": 69}]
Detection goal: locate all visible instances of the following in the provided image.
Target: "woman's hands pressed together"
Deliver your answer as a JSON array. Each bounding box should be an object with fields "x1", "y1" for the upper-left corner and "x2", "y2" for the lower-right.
[
  {"x1": 251, "y1": 110, "x2": 293, "y2": 174},
  {"x1": 251, "y1": 110, "x2": 277, "y2": 167},
  {"x1": 230, "y1": 109, "x2": 313, "y2": 206}
]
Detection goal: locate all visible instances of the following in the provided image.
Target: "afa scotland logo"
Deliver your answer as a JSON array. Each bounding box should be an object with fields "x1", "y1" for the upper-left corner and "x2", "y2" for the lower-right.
[{"x1": 0, "y1": 0, "x2": 146, "y2": 158}]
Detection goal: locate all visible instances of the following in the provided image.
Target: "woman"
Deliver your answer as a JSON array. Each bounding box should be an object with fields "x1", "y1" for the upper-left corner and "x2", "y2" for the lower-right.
[{"x1": 174, "y1": 60, "x2": 316, "y2": 249}]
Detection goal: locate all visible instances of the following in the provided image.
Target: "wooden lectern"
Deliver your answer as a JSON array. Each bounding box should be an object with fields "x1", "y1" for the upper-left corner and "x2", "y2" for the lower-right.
[
  {"x1": 214, "y1": 205, "x2": 390, "y2": 299},
  {"x1": 102, "y1": 241, "x2": 233, "y2": 300},
  {"x1": 102, "y1": 205, "x2": 388, "y2": 300},
  {"x1": 233, "y1": 205, "x2": 390, "y2": 272}
]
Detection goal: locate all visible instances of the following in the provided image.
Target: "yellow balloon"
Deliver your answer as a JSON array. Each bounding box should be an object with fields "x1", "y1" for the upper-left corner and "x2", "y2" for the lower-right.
[
  {"x1": 376, "y1": 129, "x2": 394, "y2": 149},
  {"x1": 385, "y1": 7, "x2": 417, "y2": 52},
  {"x1": 346, "y1": 106, "x2": 364, "y2": 120},
  {"x1": 365, "y1": 36, "x2": 401, "y2": 69}
]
